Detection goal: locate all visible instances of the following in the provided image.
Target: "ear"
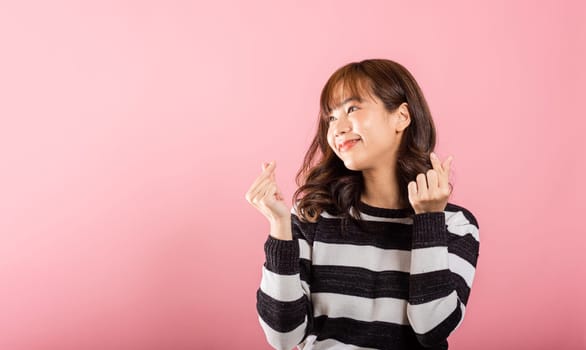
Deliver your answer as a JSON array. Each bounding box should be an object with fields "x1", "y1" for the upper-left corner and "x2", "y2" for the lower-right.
[{"x1": 395, "y1": 102, "x2": 411, "y2": 132}]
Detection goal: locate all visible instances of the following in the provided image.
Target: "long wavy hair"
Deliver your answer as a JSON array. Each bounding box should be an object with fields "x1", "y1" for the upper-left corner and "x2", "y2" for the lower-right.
[{"x1": 293, "y1": 59, "x2": 443, "y2": 230}]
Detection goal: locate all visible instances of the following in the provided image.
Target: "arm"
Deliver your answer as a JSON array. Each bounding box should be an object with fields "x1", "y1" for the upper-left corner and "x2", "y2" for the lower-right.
[
  {"x1": 406, "y1": 205, "x2": 480, "y2": 347},
  {"x1": 256, "y1": 208, "x2": 315, "y2": 350}
]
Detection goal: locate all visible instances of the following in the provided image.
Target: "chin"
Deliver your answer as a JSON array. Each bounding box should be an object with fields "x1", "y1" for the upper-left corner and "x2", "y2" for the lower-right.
[{"x1": 342, "y1": 159, "x2": 365, "y2": 172}]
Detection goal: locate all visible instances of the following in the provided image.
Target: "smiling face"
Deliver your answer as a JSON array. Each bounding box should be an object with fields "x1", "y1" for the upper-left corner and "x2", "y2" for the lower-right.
[{"x1": 324, "y1": 81, "x2": 410, "y2": 171}]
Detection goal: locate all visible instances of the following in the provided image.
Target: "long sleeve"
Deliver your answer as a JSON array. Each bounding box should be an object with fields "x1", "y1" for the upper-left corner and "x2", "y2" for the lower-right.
[
  {"x1": 256, "y1": 208, "x2": 315, "y2": 350},
  {"x1": 406, "y1": 204, "x2": 480, "y2": 347}
]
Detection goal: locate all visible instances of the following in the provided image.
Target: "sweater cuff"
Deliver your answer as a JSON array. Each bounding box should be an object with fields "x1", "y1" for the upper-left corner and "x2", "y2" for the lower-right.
[
  {"x1": 264, "y1": 235, "x2": 300, "y2": 275},
  {"x1": 412, "y1": 212, "x2": 447, "y2": 249}
]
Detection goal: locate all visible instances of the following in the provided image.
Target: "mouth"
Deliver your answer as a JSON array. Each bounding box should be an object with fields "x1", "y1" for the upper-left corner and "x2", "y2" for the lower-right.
[{"x1": 339, "y1": 139, "x2": 361, "y2": 152}]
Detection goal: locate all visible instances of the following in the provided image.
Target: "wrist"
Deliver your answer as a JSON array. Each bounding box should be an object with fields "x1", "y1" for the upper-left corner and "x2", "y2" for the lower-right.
[
  {"x1": 269, "y1": 217, "x2": 292, "y2": 240},
  {"x1": 412, "y1": 212, "x2": 447, "y2": 249}
]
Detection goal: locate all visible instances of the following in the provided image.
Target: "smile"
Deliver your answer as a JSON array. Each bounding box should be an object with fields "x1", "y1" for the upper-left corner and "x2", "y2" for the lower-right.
[{"x1": 339, "y1": 139, "x2": 360, "y2": 152}]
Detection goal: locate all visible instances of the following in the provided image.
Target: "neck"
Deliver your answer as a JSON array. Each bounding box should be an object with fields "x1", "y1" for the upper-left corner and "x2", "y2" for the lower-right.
[{"x1": 360, "y1": 165, "x2": 407, "y2": 209}]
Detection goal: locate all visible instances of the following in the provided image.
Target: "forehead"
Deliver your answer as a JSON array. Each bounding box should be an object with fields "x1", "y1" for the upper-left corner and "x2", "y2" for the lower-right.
[{"x1": 323, "y1": 77, "x2": 376, "y2": 113}]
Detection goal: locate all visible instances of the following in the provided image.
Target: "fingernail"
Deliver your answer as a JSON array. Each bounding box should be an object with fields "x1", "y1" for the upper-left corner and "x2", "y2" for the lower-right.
[{"x1": 430, "y1": 152, "x2": 437, "y2": 159}]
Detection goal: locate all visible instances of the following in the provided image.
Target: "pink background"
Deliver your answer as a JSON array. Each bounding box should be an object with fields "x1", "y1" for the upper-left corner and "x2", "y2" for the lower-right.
[{"x1": 1, "y1": 1, "x2": 585, "y2": 349}]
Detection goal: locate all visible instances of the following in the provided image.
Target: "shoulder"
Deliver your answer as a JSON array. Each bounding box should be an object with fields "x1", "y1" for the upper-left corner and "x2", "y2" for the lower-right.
[
  {"x1": 291, "y1": 200, "x2": 331, "y2": 223},
  {"x1": 444, "y1": 202, "x2": 479, "y2": 229},
  {"x1": 443, "y1": 202, "x2": 480, "y2": 243},
  {"x1": 290, "y1": 201, "x2": 320, "y2": 243}
]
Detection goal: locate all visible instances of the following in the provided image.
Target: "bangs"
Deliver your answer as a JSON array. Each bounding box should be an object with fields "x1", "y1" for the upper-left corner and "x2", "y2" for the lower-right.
[{"x1": 319, "y1": 68, "x2": 375, "y2": 120}]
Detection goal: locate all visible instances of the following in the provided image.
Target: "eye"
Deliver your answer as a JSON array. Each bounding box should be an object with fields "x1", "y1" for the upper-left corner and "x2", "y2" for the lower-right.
[
  {"x1": 347, "y1": 105, "x2": 358, "y2": 113},
  {"x1": 328, "y1": 115, "x2": 336, "y2": 122}
]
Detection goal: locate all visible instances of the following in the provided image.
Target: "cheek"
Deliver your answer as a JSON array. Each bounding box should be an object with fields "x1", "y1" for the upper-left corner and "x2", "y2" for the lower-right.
[{"x1": 326, "y1": 130, "x2": 337, "y2": 151}]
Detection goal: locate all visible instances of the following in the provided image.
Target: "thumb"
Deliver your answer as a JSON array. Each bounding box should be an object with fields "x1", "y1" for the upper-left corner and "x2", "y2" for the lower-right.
[
  {"x1": 262, "y1": 161, "x2": 277, "y2": 181},
  {"x1": 270, "y1": 163, "x2": 276, "y2": 181},
  {"x1": 261, "y1": 160, "x2": 276, "y2": 170}
]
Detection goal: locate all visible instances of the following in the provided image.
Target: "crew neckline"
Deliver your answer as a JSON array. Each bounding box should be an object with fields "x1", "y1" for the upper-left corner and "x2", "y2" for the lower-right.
[{"x1": 355, "y1": 200, "x2": 415, "y2": 218}]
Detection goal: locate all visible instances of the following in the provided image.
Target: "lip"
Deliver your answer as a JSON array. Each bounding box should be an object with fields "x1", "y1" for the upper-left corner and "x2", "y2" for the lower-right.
[{"x1": 338, "y1": 138, "x2": 361, "y2": 152}]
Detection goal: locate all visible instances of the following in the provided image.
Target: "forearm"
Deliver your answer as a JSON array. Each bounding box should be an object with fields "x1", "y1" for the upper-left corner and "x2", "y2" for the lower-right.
[
  {"x1": 257, "y1": 235, "x2": 310, "y2": 350},
  {"x1": 406, "y1": 207, "x2": 480, "y2": 347},
  {"x1": 407, "y1": 212, "x2": 461, "y2": 347}
]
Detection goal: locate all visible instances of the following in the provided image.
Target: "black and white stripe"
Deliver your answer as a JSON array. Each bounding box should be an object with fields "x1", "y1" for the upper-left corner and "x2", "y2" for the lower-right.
[{"x1": 257, "y1": 202, "x2": 479, "y2": 350}]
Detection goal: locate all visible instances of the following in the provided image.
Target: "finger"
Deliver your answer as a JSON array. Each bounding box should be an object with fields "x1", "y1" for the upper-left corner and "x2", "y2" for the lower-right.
[
  {"x1": 254, "y1": 163, "x2": 280, "y2": 202},
  {"x1": 416, "y1": 173, "x2": 428, "y2": 198},
  {"x1": 430, "y1": 152, "x2": 451, "y2": 187},
  {"x1": 407, "y1": 181, "x2": 417, "y2": 203},
  {"x1": 262, "y1": 160, "x2": 277, "y2": 170},
  {"x1": 276, "y1": 188, "x2": 284, "y2": 201},
  {"x1": 430, "y1": 152, "x2": 443, "y2": 173},
  {"x1": 260, "y1": 181, "x2": 276, "y2": 201},
  {"x1": 439, "y1": 156, "x2": 453, "y2": 189},
  {"x1": 260, "y1": 182, "x2": 279, "y2": 208},
  {"x1": 442, "y1": 156, "x2": 453, "y2": 173},
  {"x1": 266, "y1": 160, "x2": 277, "y2": 181},
  {"x1": 271, "y1": 183, "x2": 284, "y2": 202},
  {"x1": 246, "y1": 176, "x2": 274, "y2": 204},
  {"x1": 262, "y1": 162, "x2": 274, "y2": 181},
  {"x1": 269, "y1": 163, "x2": 276, "y2": 182},
  {"x1": 426, "y1": 169, "x2": 439, "y2": 191},
  {"x1": 248, "y1": 161, "x2": 276, "y2": 195}
]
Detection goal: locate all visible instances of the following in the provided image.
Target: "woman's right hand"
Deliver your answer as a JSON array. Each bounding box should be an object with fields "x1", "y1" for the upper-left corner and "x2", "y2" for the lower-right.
[{"x1": 245, "y1": 160, "x2": 291, "y2": 226}]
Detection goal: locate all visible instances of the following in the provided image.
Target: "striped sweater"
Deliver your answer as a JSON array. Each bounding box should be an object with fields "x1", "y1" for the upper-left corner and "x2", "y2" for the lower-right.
[{"x1": 256, "y1": 200, "x2": 480, "y2": 350}]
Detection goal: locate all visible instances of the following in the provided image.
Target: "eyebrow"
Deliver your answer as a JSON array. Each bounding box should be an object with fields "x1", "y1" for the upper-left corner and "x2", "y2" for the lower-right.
[{"x1": 331, "y1": 96, "x2": 363, "y2": 111}]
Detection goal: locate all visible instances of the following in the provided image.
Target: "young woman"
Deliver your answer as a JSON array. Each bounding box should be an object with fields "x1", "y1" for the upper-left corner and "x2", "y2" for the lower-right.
[{"x1": 245, "y1": 59, "x2": 480, "y2": 350}]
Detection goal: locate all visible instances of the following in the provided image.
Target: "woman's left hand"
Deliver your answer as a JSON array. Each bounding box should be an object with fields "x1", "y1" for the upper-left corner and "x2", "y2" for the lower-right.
[{"x1": 408, "y1": 152, "x2": 453, "y2": 214}]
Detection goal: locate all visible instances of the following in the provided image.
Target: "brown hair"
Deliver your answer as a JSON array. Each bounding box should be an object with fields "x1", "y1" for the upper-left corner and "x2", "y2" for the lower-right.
[{"x1": 292, "y1": 59, "x2": 443, "y2": 229}]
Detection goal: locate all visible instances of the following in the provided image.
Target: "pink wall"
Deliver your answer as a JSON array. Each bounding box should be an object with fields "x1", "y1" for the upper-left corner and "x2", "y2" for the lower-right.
[{"x1": 1, "y1": 1, "x2": 584, "y2": 349}]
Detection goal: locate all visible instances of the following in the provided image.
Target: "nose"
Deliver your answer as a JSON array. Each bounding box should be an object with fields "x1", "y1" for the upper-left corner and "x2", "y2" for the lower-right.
[{"x1": 333, "y1": 115, "x2": 351, "y2": 137}]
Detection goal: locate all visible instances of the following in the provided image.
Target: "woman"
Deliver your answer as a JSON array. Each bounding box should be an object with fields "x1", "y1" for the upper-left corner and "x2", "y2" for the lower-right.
[{"x1": 245, "y1": 59, "x2": 480, "y2": 350}]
